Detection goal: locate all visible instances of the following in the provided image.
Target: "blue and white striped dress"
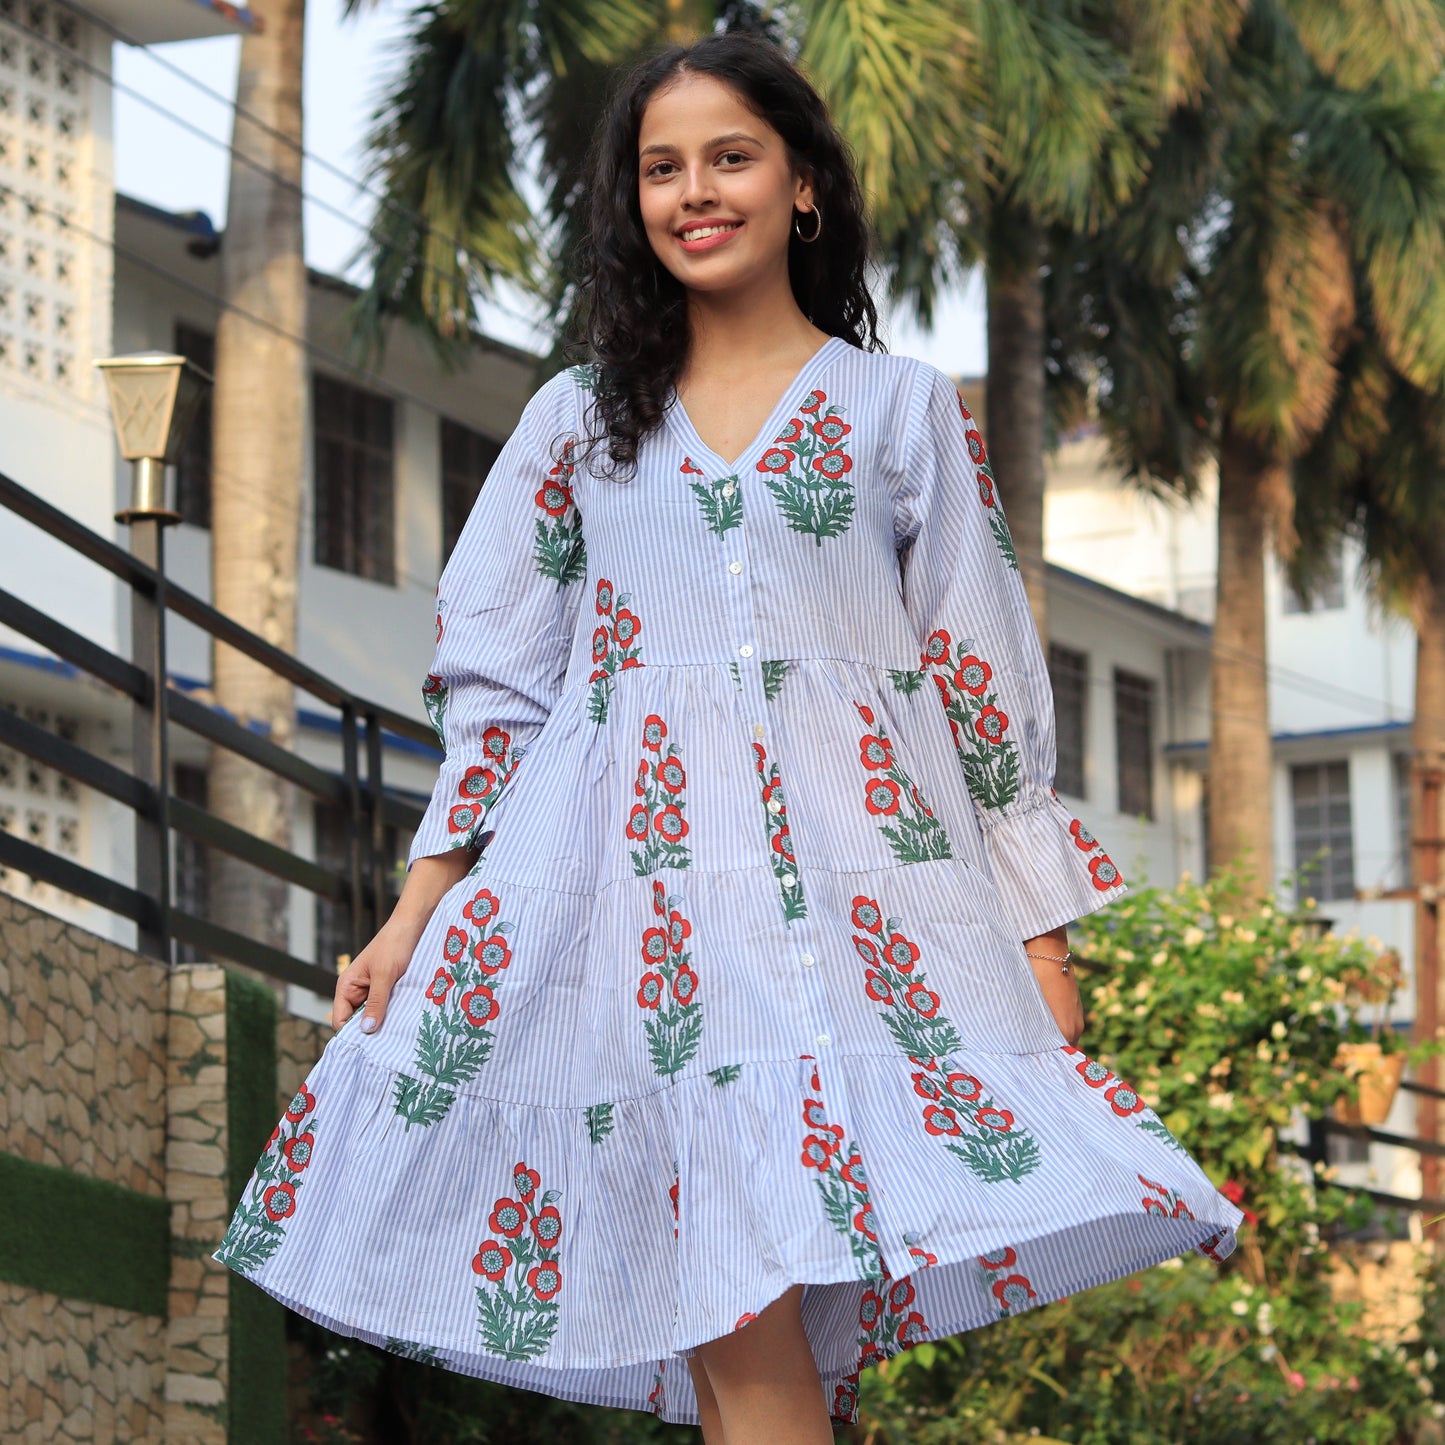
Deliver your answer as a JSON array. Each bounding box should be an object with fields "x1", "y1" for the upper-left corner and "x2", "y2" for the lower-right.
[{"x1": 216, "y1": 335, "x2": 1243, "y2": 1426}]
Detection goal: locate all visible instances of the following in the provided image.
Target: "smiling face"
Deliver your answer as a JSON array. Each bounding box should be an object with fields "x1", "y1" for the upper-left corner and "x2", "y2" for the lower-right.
[{"x1": 637, "y1": 70, "x2": 813, "y2": 299}]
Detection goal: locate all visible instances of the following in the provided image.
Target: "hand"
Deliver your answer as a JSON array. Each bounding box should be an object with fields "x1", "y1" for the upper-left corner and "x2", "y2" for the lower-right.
[{"x1": 1028, "y1": 952, "x2": 1086, "y2": 1046}]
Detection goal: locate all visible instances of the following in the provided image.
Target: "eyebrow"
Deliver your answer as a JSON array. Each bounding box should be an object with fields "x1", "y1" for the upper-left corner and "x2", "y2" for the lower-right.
[{"x1": 639, "y1": 131, "x2": 767, "y2": 160}]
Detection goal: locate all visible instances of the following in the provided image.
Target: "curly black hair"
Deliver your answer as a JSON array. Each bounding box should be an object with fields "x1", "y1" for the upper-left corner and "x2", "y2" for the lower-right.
[{"x1": 566, "y1": 32, "x2": 882, "y2": 480}]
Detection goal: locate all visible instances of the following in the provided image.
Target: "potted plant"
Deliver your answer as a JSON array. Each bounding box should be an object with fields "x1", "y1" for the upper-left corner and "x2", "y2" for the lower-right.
[{"x1": 1335, "y1": 949, "x2": 1407, "y2": 1127}]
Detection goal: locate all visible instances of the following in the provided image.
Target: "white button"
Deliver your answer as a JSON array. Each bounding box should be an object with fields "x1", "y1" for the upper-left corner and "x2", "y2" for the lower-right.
[
  {"x1": 738, "y1": 644, "x2": 754, "y2": 658},
  {"x1": 721, "y1": 482, "x2": 736, "y2": 497},
  {"x1": 728, "y1": 560, "x2": 743, "y2": 575},
  {"x1": 780, "y1": 872, "x2": 797, "y2": 889},
  {"x1": 801, "y1": 954, "x2": 815, "y2": 968},
  {"x1": 816, "y1": 1033, "x2": 831, "y2": 1047},
  {"x1": 767, "y1": 798, "x2": 783, "y2": 815},
  {"x1": 752, "y1": 723, "x2": 766, "y2": 739}
]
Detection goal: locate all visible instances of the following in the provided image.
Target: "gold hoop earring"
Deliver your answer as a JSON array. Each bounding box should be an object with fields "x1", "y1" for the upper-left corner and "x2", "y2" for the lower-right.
[{"x1": 793, "y1": 204, "x2": 822, "y2": 243}]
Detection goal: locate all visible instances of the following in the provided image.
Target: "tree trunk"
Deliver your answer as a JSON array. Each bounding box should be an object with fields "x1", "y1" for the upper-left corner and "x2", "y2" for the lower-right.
[
  {"x1": 985, "y1": 208, "x2": 1049, "y2": 642},
  {"x1": 208, "y1": 0, "x2": 308, "y2": 954},
  {"x1": 1207, "y1": 416, "x2": 1276, "y2": 898}
]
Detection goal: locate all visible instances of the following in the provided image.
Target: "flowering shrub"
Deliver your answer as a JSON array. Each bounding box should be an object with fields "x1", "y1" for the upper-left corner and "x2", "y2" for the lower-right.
[{"x1": 857, "y1": 870, "x2": 1437, "y2": 1444}]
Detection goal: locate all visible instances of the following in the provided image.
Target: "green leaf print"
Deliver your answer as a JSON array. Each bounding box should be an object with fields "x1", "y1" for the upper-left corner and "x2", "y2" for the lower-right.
[
  {"x1": 472, "y1": 1163, "x2": 563, "y2": 1361},
  {"x1": 877, "y1": 1005, "x2": 963, "y2": 1063},
  {"x1": 961, "y1": 741, "x2": 1022, "y2": 813},
  {"x1": 532, "y1": 514, "x2": 586, "y2": 588},
  {"x1": 1137, "y1": 1115, "x2": 1188, "y2": 1152},
  {"x1": 764, "y1": 473, "x2": 856, "y2": 545},
  {"x1": 919, "y1": 633, "x2": 1023, "y2": 812},
  {"x1": 645, "y1": 1005, "x2": 704, "y2": 1076},
  {"x1": 588, "y1": 579, "x2": 644, "y2": 728},
  {"x1": 627, "y1": 727, "x2": 692, "y2": 875},
  {"x1": 708, "y1": 1064, "x2": 743, "y2": 1086},
  {"x1": 566, "y1": 362, "x2": 597, "y2": 391},
  {"x1": 727, "y1": 661, "x2": 742, "y2": 691},
  {"x1": 854, "y1": 702, "x2": 952, "y2": 862},
  {"x1": 801, "y1": 1082, "x2": 881, "y2": 1279},
  {"x1": 990, "y1": 509, "x2": 1019, "y2": 569},
  {"x1": 761, "y1": 659, "x2": 790, "y2": 700},
  {"x1": 585, "y1": 1103, "x2": 615, "y2": 1143},
  {"x1": 216, "y1": 1088, "x2": 318, "y2": 1274},
  {"x1": 385, "y1": 1338, "x2": 444, "y2": 1365},
  {"x1": 392, "y1": 1075, "x2": 456, "y2": 1129},
  {"x1": 752, "y1": 741, "x2": 807, "y2": 925},
  {"x1": 689, "y1": 474, "x2": 743, "y2": 535},
  {"x1": 887, "y1": 669, "x2": 925, "y2": 696},
  {"x1": 758, "y1": 395, "x2": 856, "y2": 546},
  {"x1": 422, "y1": 675, "x2": 448, "y2": 746},
  {"x1": 587, "y1": 675, "x2": 612, "y2": 724},
  {"x1": 946, "y1": 1130, "x2": 1042, "y2": 1184}
]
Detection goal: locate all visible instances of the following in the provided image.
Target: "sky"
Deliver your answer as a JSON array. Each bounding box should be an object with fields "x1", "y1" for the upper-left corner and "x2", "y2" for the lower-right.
[{"x1": 111, "y1": 2, "x2": 988, "y2": 377}]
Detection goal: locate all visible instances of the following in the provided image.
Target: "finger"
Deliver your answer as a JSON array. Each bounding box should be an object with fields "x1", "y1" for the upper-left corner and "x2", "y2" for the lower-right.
[
  {"x1": 359, "y1": 969, "x2": 398, "y2": 1035},
  {"x1": 331, "y1": 963, "x2": 370, "y2": 1030}
]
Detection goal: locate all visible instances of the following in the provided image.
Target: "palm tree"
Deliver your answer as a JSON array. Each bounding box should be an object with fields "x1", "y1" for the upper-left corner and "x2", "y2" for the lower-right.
[{"x1": 208, "y1": 0, "x2": 309, "y2": 952}]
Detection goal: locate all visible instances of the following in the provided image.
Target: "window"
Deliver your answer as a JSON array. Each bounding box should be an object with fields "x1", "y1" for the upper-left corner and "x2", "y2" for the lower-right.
[
  {"x1": 441, "y1": 417, "x2": 503, "y2": 562},
  {"x1": 1291, "y1": 760, "x2": 1355, "y2": 902},
  {"x1": 1396, "y1": 752, "x2": 1413, "y2": 888},
  {"x1": 313, "y1": 800, "x2": 403, "y2": 972},
  {"x1": 1048, "y1": 643, "x2": 1088, "y2": 799},
  {"x1": 1283, "y1": 539, "x2": 1345, "y2": 614},
  {"x1": 1113, "y1": 668, "x2": 1155, "y2": 820},
  {"x1": 173, "y1": 763, "x2": 209, "y2": 963},
  {"x1": 313, "y1": 373, "x2": 396, "y2": 583},
  {"x1": 173, "y1": 323, "x2": 214, "y2": 528}
]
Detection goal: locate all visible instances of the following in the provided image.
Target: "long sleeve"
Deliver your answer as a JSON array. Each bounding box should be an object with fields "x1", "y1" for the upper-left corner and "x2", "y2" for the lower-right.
[
  {"x1": 408, "y1": 369, "x2": 587, "y2": 867},
  {"x1": 893, "y1": 361, "x2": 1128, "y2": 938}
]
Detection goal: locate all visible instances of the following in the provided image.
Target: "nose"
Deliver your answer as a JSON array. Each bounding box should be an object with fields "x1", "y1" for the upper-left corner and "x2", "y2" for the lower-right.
[{"x1": 679, "y1": 159, "x2": 719, "y2": 209}]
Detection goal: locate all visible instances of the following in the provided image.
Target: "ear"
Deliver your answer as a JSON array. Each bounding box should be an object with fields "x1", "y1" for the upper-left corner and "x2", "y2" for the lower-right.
[{"x1": 793, "y1": 163, "x2": 816, "y2": 213}]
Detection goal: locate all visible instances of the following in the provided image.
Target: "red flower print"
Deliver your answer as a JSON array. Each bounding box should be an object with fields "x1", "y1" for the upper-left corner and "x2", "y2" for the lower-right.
[
  {"x1": 513, "y1": 1163, "x2": 540, "y2": 1201},
  {"x1": 642, "y1": 714, "x2": 667, "y2": 749},
  {"x1": 531, "y1": 1205, "x2": 563, "y2": 1248},
  {"x1": 472, "y1": 1239, "x2": 512, "y2": 1280},
  {"x1": 613, "y1": 608, "x2": 641, "y2": 647},
  {"x1": 945, "y1": 1072, "x2": 983, "y2": 1102},
  {"x1": 489, "y1": 1198, "x2": 526, "y2": 1237},
  {"x1": 864, "y1": 969, "x2": 893, "y2": 1003},
  {"x1": 653, "y1": 804, "x2": 689, "y2": 842},
  {"x1": 1143, "y1": 1197, "x2": 1168, "y2": 1216},
  {"x1": 447, "y1": 802, "x2": 481, "y2": 834},
  {"x1": 672, "y1": 963, "x2": 699, "y2": 1006},
  {"x1": 735, "y1": 1312, "x2": 758, "y2": 1330},
  {"x1": 459, "y1": 984, "x2": 499, "y2": 1027},
  {"x1": 855, "y1": 702, "x2": 876, "y2": 726},
  {"x1": 1089, "y1": 854, "x2": 1124, "y2": 889},
  {"x1": 669, "y1": 1176, "x2": 680, "y2": 1221},
  {"x1": 812, "y1": 415, "x2": 851, "y2": 445},
  {"x1": 976, "y1": 472, "x2": 996, "y2": 507},
  {"x1": 922, "y1": 628, "x2": 951, "y2": 664},
  {"x1": 859, "y1": 1341, "x2": 886, "y2": 1370},
  {"x1": 588, "y1": 668, "x2": 606, "y2": 684},
  {"x1": 1105, "y1": 1081, "x2": 1144, "y2": 1116},
  {"x1": 851, "y1": 896, "x2": 883, "y2": 933},
  {"x1": 620, "y1": 656, "x2": 643, "y2": 670},
  {"x1": 435, "y1": 611, "x2": 444, "y2": 643},
  {"x1": 963, "y1": 421, "x2": 987, "y2": 465},
  {"x1": 923, "y1": 1104, "x2": 961, "y2": 1136},
  {"x1": 900, "y1": 1311, "x2": 930, "y2": 1347},
  {"x1": 1069, "y1": 818, "x2": 1098, "y2": 849},
  {"x1": 652, "y1": 880, "x2": 667, "y2": 916},
  {"x1": 912, "y1": 1071, "x2": 942, "y2": 1101},
  {"x1": 802, "y1": 1133, "x2": 840, "y2": 1169},
  {"x1": 859, "y1": 734, "x2": 894, "y2": 769},
  {"x1": 799, "y1": 388, "x2": 826, "y2": 414},
  {"x1": 680, "y1": 456, "x2": 704, "y2": 475},
  {"x1": 667, "y1": 909, "x2": 691, "y2": 951},
  {"x1": 777, "y1": 417, "x2": 804, "y2": 443},
  {"x1": 464, "y1": 888, "x2": 500, "y2": 926},
  {"x1": 974, "y1": 1106, "x2": 1014, "y2": 1132},
  {"x1": 473, "y1": 936, "x2": 512, "y2": 975},
  {"x1": 752, "y1": 742, "x2": 768, "y2": 774},
  {"x1": 858, "y1": 1288, "x2": 883, "y2": 1329},
  {"x1": 907, "y1": 1053, "x2": 938, "y2": 1070},
  {"x1": 908, "y1": 1246, "x2": 937, "y2": 1268},
  {"x1": 641, "y1": 927, "x2": 669, "y2": 966},
  {"x1": 813, "y1": 449, "x2": 852, "y2": 481},
  {"x1": 285, "y1": 1086, "x2": 315, "y2": 1122},
  {"x1": 535, "y1": 481, "x2": 571, "y2": 516},
  {"x1": 656, "y1": 756, "x2": 686, "y2": 793},
  {"x1": 595, "y1": 579, "x2": 614, "y2": 614},
  {"x1": 635, "y1": 760, "x2": 651, "y2": 797},
  {"x1": 264, "y1": 1182, "x2": 296, "y2": 1220},
  {"x1": 978, "y1": 1246, "x2": 1018, "y2": 1270},
  {"x1": 904, "y1": 982, "x2": 939, "y2": 1016},
  {"x1": 626, "y1": 805, "x2": 650, "y2": 840},
  {"x1": 757, "y1": 446, "x2": 795, "y2": 473},
  {"x1": 637, "y1": 972, "x2": 665, "y2": 1009},
  {"x1": 267, "y1": 1125, "x2": 279, "y2": 1149},
  {"x1": 443, "y1": 926, "x2": 468, "y2": 964},
  {"x1": 1076, "y1": 1056, "x2": 1112, "y2": 1087},
  {"x1": 840, "y1": 1153, "x2": 868, "y2": 1189},
  {"x1": 934, "y1": 675, "x2": 953, "y2": 710},
  {"x1": 771, "y1": 825, "x2": 796, "y2": 862},
  {"x1": 592, "y1": 627, "x2": 609, "y2": 664},
  {"x1": 953, "y1": 655, "x2": 992, "y2": 695},
  {"x1": 910, "y1": 785, "x2": 934, "y2": 817},
  {"x1": 884, "y1": 933, "x2": 920, "y2": 972},
  {"x1": 992, "y1": 1275, "x2": 1037, "y2": 1311},
  {"x1": 425, "y1": 968, "x2": 454, "y2": 1006},
  {"x1": 802, "y1": 1099, "x2": 844, "y2": 1137},
  {"x1": 459, "y1": 765, "x2": 496, "y2": 799},
  {"x1": 888, "y1": 1277, "x2": 916, "y2": 1312},
  {"x1": 1172, "y1": 1198, "x2": 1196, "y2": 1221},
  {"x1": 527, "y1": 1261, "x2": 562, "y2": 1301},
  {"x1": 865, "y1": 778, "x2": 901, "y2": 815},
  {"x1": 974, "y1": 704, "x2": 1010, "y2": 745},
  {"x1": 281, "y1": 1133, "x2": 314, "y2": 1171},
  {"x1": 481, "y1": 725, "x2": 510, "y2": 760},
  {"x1": 853, "y1": 1202, "x2": 876, "y2": 1240},
  {"x1": 852, "y1": 934, "x2": 882, "y2": 968}
]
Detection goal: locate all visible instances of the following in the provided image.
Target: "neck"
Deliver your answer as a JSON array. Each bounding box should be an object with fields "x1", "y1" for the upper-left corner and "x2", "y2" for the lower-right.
[{"x1": 682, "y1": 270, "x2": 825, "y2": 375}]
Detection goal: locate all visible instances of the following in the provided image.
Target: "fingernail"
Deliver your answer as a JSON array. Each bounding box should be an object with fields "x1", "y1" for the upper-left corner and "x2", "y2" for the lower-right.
[{"x1": 360, "y1": 1016, "x2": 378, "y2": 1034}]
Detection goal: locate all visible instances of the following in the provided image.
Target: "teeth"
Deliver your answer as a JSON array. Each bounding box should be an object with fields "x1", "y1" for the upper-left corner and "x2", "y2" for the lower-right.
[{"x1": 682, "y1": 223, "x2": 740, "y2": 240}]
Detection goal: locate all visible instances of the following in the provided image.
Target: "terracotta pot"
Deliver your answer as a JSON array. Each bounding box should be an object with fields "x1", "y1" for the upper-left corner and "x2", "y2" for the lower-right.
[{"x1": 1334, "y1": 1042, "x2": 1405, "y2": 1127}]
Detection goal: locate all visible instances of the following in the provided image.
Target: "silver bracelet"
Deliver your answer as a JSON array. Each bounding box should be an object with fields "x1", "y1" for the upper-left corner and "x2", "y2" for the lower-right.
[{"x1": 1026, "y1": 948, "x2": 1073, "y2": 975}]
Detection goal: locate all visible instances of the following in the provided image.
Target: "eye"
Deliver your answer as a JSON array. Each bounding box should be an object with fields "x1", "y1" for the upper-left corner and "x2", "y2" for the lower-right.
[
  {"x1": 644, "y1": 159, "x2": 678, "y2": 179},
  {"x1": 717, "y1": 151, "x2": 749, "y2": 165}
]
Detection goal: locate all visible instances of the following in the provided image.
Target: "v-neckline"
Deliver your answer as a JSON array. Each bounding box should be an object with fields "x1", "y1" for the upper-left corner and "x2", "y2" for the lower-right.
[{"x1": 665, "y1": 335, "x2": 848, "y2": 476}]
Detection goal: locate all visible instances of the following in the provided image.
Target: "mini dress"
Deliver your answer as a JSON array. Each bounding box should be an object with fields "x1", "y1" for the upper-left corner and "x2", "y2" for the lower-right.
[{"x1": 215, "y1": 336, "x2": 1244, "y2": 1427}]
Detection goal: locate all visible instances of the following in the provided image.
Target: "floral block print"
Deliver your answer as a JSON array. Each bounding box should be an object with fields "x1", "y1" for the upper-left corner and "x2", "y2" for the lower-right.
[
  {"x1": 919, "y1": 629, "x2": 1022, "y2": 812},
  {"x1": 646, "y1": 1363, "x2": 668, "y2": 1416},
  {"x1": 1056, "y1": 804, "x2": 1127, "y2": 892},
  {"x1": 445, "y1": 726, "x2": 525, "y2": 852},
  {"x1": 799, "y1": 1056, "x2": 882, "y2": 1278},
  {"x1": 831, "y1": 1263, "x2": 932, "y2": 1424},
  {"x1": 670, "y1": 1164, "x2": 679, "y2": 1239},
  {"x1": 532, "y1": 439, "x2": 586, "y2": 588},
  {"x1": 393, "y1": 886, "x2": 514, "y2": 1128},
  {"x1": 637, "y1": 879, "x2": 704, "y2": 1076},
  {"x1": 752, "y1": 740, "x2": 807, "y2": 923},
  {"x1": 756, "y1": 388, "x2": 855, "y2": 545},
  {"x1": 421, "y1": 673, "x2": 447, "y2": 746},
  {"x1": 216, "y1": 1083, "x2": 318, "y2": 1274},
  {"x1": 977, "y1": 1244, "x2": 1039, "y2": 1315},
  {"x1": 886, "y1": 667, "x2": 925, "y2": 696},
  {"x1": 584, "y1": 1103, "x2": 615, "y2": 1143},
  {"x1": 956, "y1": 388, "x2": 1018, "y2": 571},
  {"x1": 471, "y1": 1160, "x2": 564, "y2": 1361},
  {"x1": 761, "y1": 659, "x2": 790, "y2": 700},
  {"x1": 853, "y1": 702, "x2": 952, "y2": 862},
  {"x1": 851, "y1": 895, "x2": 1042, "y2": 1183},
  {"x1": 708, "y1": 1063, "x2": 743, "y2": 1086},
  {"x1": 1139, "y1": 1173, "x2": 1232, "y2": 1261},
  {"x1": 385, "y1": 1337, "x2": 444, "y2": 1365},
  {"x1": 683, "y1": 456, "x2": 743, "y2": 536},
  {"x1": 565, "y1": 361, "x2": 597, "y2": 391},
  {"x1": 627, "y1": 714, "x2": 693, "y2": 874},
  {"x1": 587, "y1": 578, "x2": 645, "y2": 725},
  {"x1": 1060, "y1": 1043, "x2": 1184, "y2": 1148}
]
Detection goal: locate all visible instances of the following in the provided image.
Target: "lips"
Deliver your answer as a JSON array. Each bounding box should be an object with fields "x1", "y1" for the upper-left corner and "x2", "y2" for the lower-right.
[{"x1": 676, "y1": 220, "x2": 743, "y2": 240}]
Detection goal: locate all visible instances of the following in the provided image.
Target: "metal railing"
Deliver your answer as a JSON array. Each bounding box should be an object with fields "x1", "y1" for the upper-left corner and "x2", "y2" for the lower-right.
[{"x1": 0, "y1": 470, "x2": 441, "y2": 993}]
